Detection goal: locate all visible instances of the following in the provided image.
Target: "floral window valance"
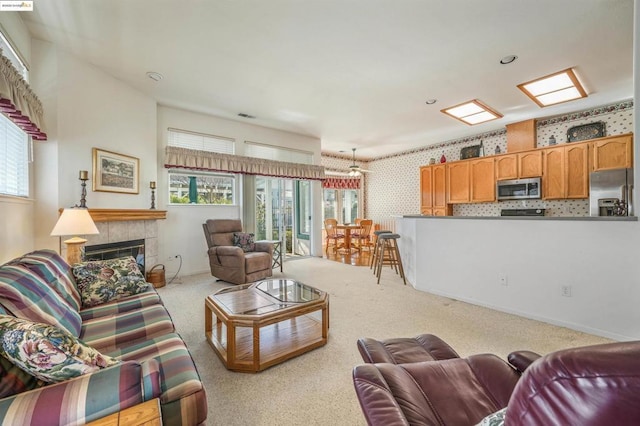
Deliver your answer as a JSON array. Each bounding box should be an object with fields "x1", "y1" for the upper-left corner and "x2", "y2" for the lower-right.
[
  {"x1": 0, "y1": 49, "x2": 46, "y2": 140},
  {"x1": 165, "y1": 146, "x2": 326, "y2": 180},
  {"x1": 322, "y1": 177, "x2": 360, "y2": 189}
]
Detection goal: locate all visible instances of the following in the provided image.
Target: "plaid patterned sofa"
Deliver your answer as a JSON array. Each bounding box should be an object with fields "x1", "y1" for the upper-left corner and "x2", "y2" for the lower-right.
[{"x1": 0, "y1": 249, "x2": 207, "y2": 426}]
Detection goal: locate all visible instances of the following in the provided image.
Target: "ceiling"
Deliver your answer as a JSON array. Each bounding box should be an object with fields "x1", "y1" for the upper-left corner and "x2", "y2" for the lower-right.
[{"x1": 20, "y1": 0, "x2": 634, "y2": 158}]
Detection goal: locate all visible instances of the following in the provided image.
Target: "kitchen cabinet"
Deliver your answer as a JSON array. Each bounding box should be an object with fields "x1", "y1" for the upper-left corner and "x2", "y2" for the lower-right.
[
  {"x1": 420, "y1": 166, "x2": 433, "y2": 210},
  {"x1": 506, "y1": 119, "x2": 536, "y2": 152},
  {"x1": 518, "y1": 151, "x2": 543, "y2": 178},
  {"x1": 592, "y1": 134, "x2": 633, "y2": 171},
  {"x1": 447, "y1": 161, "x2": 470, "y2": 203},
  {"x1": 433, "y1": 207, "x2": 452, "y2": 216},
  {"x1": 495, "y1": 155, "x2": 517, "y2": 180},
  {"x1": 565, "y1": 144, "x2": 589, "y2": 198},
  {"x1": 420, "y1": 164, "x2": 450, "y2": 215},
  {"x1": 470, "y1": 158, "x2": 495, "y2": 202},
  {"x1": 433, "y1": 164, "x2": 447, "y2": 209},
  {"x1": 543, "y1": 144, "x2": 588, "y2": 199},
  {"x1": 495, "y1": 151, "x2": 542, "y2": 181}
]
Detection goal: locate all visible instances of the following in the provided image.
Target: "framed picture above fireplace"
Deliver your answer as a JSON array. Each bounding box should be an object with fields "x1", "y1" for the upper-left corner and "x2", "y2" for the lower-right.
[{"x1": 92, "y1": 148, "x2": 139, "y2": 194}]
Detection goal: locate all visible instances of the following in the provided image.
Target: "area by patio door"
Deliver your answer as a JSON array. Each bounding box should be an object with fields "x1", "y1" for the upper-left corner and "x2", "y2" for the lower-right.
[{"x1": 255, "y1": 176, "x2": 300, "y2": 256}]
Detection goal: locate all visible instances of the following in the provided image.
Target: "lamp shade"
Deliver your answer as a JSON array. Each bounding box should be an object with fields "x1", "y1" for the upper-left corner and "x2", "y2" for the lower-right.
[{"x1": 50, "y1": 208, "x2": 99, "y2": 237}]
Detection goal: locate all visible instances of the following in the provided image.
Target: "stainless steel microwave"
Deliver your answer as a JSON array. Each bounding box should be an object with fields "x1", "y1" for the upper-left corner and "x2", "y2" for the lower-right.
[{"x1": 496, "y1": 177, "x2": 541, "y2": 201}]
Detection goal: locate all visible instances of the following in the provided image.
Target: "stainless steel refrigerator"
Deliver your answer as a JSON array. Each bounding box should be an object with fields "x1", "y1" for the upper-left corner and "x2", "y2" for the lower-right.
[{"x1": 589, "y1": 168, "x2": 634, "y2": 216}]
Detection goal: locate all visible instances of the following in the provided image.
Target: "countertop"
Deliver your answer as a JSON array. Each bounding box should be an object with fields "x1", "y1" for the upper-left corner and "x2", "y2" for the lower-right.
[{"x1": 402, "y1": 214, "x2": 638, "y2": 221}]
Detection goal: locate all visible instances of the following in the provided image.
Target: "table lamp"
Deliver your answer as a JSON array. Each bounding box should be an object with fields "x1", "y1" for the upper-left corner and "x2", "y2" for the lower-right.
[{"x1": 50, "y1": 208, "x2": 100, "y2": 265}]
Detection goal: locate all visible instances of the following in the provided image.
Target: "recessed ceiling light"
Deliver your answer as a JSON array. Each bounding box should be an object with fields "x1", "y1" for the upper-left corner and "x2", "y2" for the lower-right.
[
  {"x1": 425, "y1": 99, "x2": 437, "y2": 105},
  {"x1": 146, "y1": 71, "x2": 163, "y2": 81},
  {"x1": 238, "y1": 113, "x2": 256, "y2": 119},
  {"x1": 441, "y1": 99, "x2": 503, "y2": 125},
  {"x1": 517, "y1": 68, "x2": 587, "y2": 107},
  {"x1": 500, "y1": 55, "x2": 518, "y2": 65}
]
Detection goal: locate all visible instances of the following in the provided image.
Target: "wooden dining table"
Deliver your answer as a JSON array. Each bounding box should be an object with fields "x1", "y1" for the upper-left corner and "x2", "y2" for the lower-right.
[{"x1": 336, "y1": 224, "x2": 362, "y2": 252}]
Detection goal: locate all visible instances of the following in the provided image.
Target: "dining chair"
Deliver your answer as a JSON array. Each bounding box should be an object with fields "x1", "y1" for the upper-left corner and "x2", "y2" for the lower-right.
[
  {"x1": 324, "y1": 218, "x2": 345, "y2": 254},
  {"x1": 352, "y1": 219, "x2": 373, "y2": 252}
]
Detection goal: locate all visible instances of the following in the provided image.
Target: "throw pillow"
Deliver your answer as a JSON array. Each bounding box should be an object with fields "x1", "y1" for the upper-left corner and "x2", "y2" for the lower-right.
[
  {"x1": 72, "y1": 256, "x2": 150, "y2": 308},
  {"x1": 233, "y1": 232, "x2": 256, "y2": 252},
  {"x1": 0, "y1": 315, "x2": 119, "y2": 383},
  {"x1": 476, "y1": 407, "x2": 507, "y2": 426}
]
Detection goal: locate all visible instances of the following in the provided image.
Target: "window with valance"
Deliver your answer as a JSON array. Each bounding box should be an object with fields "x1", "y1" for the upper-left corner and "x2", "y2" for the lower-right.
[
  {"x1": 322, "y1": 177, "x2": 361, "y2": 189},
  {"x1": 164, "y1": 146, "x2": 326, "y2": 181},
  {"x1": 0, "y1": 47, "x2": 46, "y2": 140}
]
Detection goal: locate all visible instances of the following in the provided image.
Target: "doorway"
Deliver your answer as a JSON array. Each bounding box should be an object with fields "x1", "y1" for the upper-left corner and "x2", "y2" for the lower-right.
[{"x1": 255, "y1": 177, "x2": 312, "y2": 257}]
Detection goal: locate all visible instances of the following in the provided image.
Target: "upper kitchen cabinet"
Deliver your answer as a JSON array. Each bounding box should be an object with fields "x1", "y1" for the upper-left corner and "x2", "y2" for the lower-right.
[
  {"x1": 543, "y1": 147, "x2": 565, "y2": 199},
  {"x1": 470, "y1": 158, "x2": 495, "y2": 202},
  {"x1": 495, "y1": 155, "x2": 517, "y2": 180},
  {"x1": 543, "y1": 144, "x2": 589, "y2": 199},
  {"x1": 495, "y1": 151, "x2": 542, "y2": 181},
  {"x1": 518, "y1": 151, "x2": 543, "y2": 178},
  {"x1": 506, "y1": 119, "x2": 537, "y2": 152},
  {"x1": 592, "y1": 133, "x2": 633, "y2": 171},
  {"x1": 447, "y1": 161, "x2": 470, "y2": 203},
  {"x1": 565, "y1": 144, "x2": 589, "y2": 198}
]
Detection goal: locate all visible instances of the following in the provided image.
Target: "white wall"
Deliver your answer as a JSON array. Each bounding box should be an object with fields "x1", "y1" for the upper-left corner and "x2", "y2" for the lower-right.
[
  {"x1": 156, "y1": 106, "x2": 322, "y2": 276},
  {"x1": 398, "y1": 217, "x2": 640, "y2": 341},
  {"x1": 29, "y1": 41, "x2": 157, "y2": 253}
]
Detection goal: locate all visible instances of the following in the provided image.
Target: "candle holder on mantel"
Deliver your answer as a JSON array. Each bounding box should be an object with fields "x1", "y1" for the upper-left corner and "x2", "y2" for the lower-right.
[
  {"x1": 150, "y1": 181, "x2": 156, "y2": 209},
  {"x1": 78, "y1": 170, "x2": 89, "y2": 208}
]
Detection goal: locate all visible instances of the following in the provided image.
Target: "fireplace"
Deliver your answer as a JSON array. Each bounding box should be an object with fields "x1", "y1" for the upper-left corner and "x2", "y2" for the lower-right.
[{"x1": 84, "y1": 239, "x2": 145, "y2": 273}]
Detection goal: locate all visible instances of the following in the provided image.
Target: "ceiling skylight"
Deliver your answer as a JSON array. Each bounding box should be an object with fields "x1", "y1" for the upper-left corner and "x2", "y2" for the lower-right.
[
  {"x1": 441, "y1": 99, "x2": 503, "y2": 125},
  {"x1": 517, "y1": 68, "x2": 587, "y2": 107}
]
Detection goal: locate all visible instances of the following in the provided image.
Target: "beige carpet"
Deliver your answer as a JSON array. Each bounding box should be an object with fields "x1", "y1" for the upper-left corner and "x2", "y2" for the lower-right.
[{"x1": 157, "y1": 256, "x2": 611, "y2": 426}]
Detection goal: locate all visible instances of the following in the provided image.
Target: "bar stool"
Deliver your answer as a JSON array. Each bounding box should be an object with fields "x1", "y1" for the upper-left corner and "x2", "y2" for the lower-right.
[
  {"x1": 375, "y1": 233, "x2": 406, "y2": 285},
  {"x1": 370, "y1": 230, "x2": 392, "y2": 270}
]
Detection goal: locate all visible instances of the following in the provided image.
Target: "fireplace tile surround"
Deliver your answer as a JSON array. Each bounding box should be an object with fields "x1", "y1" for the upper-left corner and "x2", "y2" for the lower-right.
[
  {"x1": 84, "y1": 221, "x2": 158, "y2": 272},
  {"x1": 57, "y1": 209, "x2": 166, "y2": 272}
]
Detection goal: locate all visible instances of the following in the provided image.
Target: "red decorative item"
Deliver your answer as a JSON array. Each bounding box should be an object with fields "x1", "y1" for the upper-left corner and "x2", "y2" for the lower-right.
[{"x1": 440, "y1": 153, "x2": 447, "y2": 163}]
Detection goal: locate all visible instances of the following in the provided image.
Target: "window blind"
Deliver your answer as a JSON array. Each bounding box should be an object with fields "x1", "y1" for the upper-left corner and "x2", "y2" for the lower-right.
[
  {"x1": 168, "y1": 128, "x2": 234, "y2": 154},
  {"x1": 244, "y1": 141, "x2": 313, "y2": 164},
  {"x1": 0, "y1": 112, "x2": 28, "y2": 196}
]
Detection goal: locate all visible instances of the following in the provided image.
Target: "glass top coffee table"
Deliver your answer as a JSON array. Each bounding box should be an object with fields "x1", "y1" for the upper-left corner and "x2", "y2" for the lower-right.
[{"x1": 205, "y1": 279, "x2": 329, "y2": 373}]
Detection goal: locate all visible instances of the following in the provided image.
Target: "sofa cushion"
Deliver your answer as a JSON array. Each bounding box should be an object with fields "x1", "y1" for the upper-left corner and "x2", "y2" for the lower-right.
[
  {"x1": 0, "y1": 361, "x2": 152, "y2": 426},
  {"x1": 233, "y1": 232, "x2": 255, "y2": 252},
  {"x1": 0, "y1": 315, "x2": 119, "y2": 383},
  {"x1": 9, "y1": 249, "x2": 82, "y2": 312},
  {"x1": 79, "y1": 290, "x2": 161, "y2": 321},
  {"x1": 106, "y1": 333, "x2": 207, "y2": 426},
  {"x1": 72, "y1": 257, "x2": 151, "y2": 308},
  {"x1": 0, "y1": 264, "x2": 83, "y2": 337},
  {"x1": 80, "y1": 304, "x2": 175, "y2": 352}
]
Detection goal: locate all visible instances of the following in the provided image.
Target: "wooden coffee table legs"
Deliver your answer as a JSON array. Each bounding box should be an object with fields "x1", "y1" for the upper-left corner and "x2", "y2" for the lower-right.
[{"x1": 205, "y1": 295, "x2": 329, "y2": 373}]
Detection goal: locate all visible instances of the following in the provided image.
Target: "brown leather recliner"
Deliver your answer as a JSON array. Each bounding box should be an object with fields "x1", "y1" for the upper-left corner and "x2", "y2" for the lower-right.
[
  {"x1": 202, "y1": 219, "x2": 274, "y2": 285},
  {"x1": 352, "y1": 340, "x2": 640, "y2": 425}
]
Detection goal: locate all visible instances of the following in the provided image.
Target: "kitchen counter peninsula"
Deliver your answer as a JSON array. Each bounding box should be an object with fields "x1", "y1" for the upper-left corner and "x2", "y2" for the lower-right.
[
  {"x1": 403, "y1": 214, "x2": 638, "y2": 221},
  {"x1": 395, "y1": 215, "x2": 640, "y2": 342}
]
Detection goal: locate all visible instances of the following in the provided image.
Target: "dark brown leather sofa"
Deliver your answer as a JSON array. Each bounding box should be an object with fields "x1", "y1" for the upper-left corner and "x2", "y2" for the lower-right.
[
  {"x1": 353, "y1": 337, "x2": 640, "y2": 425},
  {"x1": 202, "y1": 219, "x2": 273, "y2": 285}
]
